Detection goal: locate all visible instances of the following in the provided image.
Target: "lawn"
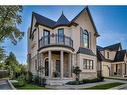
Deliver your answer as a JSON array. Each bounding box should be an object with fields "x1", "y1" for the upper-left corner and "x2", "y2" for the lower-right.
[
  {"x1": 84, "y1": 82, "x2": 124, "y2": 90},
  {"x1": 12, "y1": 83, "x2": 49, "y2": 90}
]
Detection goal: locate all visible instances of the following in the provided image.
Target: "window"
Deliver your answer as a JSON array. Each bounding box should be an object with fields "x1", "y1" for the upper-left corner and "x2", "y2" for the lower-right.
[
  {"x1": 43, "y1": 30, "x2": 50, "y2": 45},
  {"x1": 107, "y1": 52, "x2": 109, "y2": 58},
  {"x1": 83, "y1": 59, "x2": 94, "y2": 69},
  {"x1": 58, "y1": 28, "x2": 64, "y2": 43},
  {"x1": 80, "y1": 28, "x2": 89, "y2": 48}
]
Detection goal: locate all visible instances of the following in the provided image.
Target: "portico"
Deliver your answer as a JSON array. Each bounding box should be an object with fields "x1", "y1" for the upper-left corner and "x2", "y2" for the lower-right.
[{"x1": 39, "y1": 50, "x2": 72, "y2": 79}]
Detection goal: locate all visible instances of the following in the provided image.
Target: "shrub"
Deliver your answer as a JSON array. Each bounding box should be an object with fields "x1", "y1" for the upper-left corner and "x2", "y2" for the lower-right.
[
  {"x1": 26, "y1": 71, "x2": 33, "y2": 83},
  {"x1": 16, "y1": 75, "x2": 26, "y2": 87},
  {"x1": 82, "y1": 77, "x2": 104, "y2": 84},
  {"x1": 66, "y1": 77, "x2": 104, "y2": 85},
  {"x1": 33, "y1": 75, "x2": 40, "y2": 85},
  {"x1": 66, "y1": 81, "x2": 80, "y2": 85},
  {"x1": 40, "y1": 77, "x2": 47, "y2": 87}
]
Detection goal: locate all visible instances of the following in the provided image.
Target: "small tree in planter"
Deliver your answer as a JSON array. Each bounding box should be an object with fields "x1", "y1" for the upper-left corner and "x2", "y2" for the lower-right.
[{"x1": 73, "y1": 66, "x2": 81, "y2": 84}]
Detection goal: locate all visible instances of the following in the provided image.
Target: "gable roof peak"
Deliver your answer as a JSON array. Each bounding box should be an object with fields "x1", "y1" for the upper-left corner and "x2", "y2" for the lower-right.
[
  {"x1": 104, "y1": 42, "x2": 122, "y2": 51},
  {"x1": 55, "y1": 12, "x2": 70, "y2": 26}
]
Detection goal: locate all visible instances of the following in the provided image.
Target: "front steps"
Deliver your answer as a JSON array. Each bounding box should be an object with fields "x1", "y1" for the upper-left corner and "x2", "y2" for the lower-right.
[{"x1": 46, "y1": 78, "x2": 73, "y2": 86}]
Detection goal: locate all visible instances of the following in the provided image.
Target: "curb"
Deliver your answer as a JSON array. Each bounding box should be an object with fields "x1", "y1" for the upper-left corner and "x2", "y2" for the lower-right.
[
  {"x1": 109, "y1": 83, "x2": 127, "y2": 90},
  {"x1": 7, "y1": 80, "x2": 16, "y2": 90}
]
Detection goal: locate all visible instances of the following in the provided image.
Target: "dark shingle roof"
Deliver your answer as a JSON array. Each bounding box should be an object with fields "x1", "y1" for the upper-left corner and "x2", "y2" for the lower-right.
[
  {"x1": 32, "y1": 12, "x2": 56, "y2": 28},
  {"x1": 77, "y1": 47, "x2": 96, "y2": 56},
  {"x1": 97, "y1": 50, "x2": 105, "y2": 61},
  {"x1": 104, "y1": 43, "x2": 122, "y2": 51},
  {"x1": 97, "y1": 50, "x2": 112, "y2": 62},
  {"x1": 55, "y1": 13, "x2": 70, "y2": 26},
  {"x1": 113, "y1": 50, "x2": 126, "y2": 62},
  {"x1": 97, "y1": 45, "x2": 104, "y2": 51}
]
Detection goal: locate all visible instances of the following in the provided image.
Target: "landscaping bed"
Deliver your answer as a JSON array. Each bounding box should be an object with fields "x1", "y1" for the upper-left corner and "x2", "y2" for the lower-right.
[
  {"x1": 66, "y1": 77, "x2": 104, "y2": 85},
  {"x1": 84, "y1": 82, "x2": 124, "y2": 90},
  {"x1": 12, "y1": 82, "x2": 48, "y2": 90}
]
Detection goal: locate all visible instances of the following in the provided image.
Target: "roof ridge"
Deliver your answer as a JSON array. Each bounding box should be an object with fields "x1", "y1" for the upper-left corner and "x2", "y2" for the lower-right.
[
  {"x1": 104, "y1": 42, "x2": 121, "y2": 48},
  {"x1": 32, "y1": 12, "x2": 56, "y2": 23}
]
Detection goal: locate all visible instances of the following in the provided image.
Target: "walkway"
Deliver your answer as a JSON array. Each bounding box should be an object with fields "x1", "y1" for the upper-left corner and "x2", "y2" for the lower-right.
[
  {"x1": 46, "y1": 79, "x2": 127, "y2": 89},
  {"x1": 0, "y1": 79, "x2": 12, "y2": 90}
]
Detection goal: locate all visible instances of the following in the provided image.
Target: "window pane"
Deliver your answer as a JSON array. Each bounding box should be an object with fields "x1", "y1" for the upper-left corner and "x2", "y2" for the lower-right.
[
  {"x1": 82, "y1": 30, "x2": 89, "y2": 48},
  {"x1": 83, "y1": 59, "x2": 87, "y2": 69},
  {"x1": 58, "y1": 29, "x2": 64, "y2": 43}
]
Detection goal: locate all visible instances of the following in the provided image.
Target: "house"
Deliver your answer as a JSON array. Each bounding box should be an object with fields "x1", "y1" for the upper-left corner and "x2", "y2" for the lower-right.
[
  {"x1": 27, "y1": 7, "x2": 99, "y2": 85},
  {"x1": 97, "y1": 43, "x2": 127, "y2": 78}
]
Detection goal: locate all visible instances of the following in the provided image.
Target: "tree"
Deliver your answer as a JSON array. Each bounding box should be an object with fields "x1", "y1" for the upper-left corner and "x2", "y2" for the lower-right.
[
  {"x1": 0, "y1": 6, "x2": 24, "y2": 45},
  {"x1": 0, "y1": 6, "x2": 24, "y2": 65},
  {"x1": 73, "y1": 66, "x2": 81, "y2": 82},
  {"x1": 5, "y1": 52, "x2": 20, "y2": 78},
  {"x1": 0, "y1": 45, "x2": 6, "y2": 63}
]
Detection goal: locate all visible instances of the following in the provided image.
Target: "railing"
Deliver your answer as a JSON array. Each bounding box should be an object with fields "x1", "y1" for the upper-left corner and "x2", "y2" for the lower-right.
[{"x1": 39, "y1": 34, "x2": 73, "y2": 49}]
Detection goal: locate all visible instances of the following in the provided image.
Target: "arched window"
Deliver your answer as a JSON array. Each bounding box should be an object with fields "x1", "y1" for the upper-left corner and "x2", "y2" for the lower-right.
[
  {"x1": 80, "y1": 28, "x2": 89, "y2": 48},
  {"x1": 82, "y1": 30, "x2": 89, "y2": 48}
]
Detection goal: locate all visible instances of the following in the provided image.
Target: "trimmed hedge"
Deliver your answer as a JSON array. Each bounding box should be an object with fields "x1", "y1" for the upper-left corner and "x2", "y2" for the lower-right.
[{"x1": 66, "y1": 77, "x2": 104, "y2": 85}]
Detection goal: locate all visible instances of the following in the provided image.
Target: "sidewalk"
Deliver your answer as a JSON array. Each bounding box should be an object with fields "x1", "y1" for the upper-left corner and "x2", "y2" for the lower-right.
[{"x1": 46, "y1": 79, "x2": 127, "y2": 89}]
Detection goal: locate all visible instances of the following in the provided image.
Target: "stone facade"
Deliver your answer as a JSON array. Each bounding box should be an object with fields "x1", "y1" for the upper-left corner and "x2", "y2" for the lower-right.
[{"x1": 27, "y1": 7, "x2": 99, "y2": 85}]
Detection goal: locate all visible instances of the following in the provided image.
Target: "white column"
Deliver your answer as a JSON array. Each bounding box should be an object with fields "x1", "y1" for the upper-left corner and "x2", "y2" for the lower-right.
[
  {"x1": 69, "y1": 53, "x2": 72, "y2": 77},
  {"x1": 60, "y1": 51, "x2": 63, "y2": 79},
  {"x1": 48, "y1": 51, "x2": 51, "y2": 79}
]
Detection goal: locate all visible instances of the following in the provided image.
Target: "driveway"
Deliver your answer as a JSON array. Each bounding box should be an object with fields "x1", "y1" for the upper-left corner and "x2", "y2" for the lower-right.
[{"x1": 0, "y1": 80, "x2": 12, "y2": 90}]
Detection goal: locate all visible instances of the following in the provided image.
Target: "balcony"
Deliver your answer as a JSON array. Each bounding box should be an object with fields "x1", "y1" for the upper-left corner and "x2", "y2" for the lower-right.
[{"x1": 39, "y1": 34, "x2": 73, "y2": 50}]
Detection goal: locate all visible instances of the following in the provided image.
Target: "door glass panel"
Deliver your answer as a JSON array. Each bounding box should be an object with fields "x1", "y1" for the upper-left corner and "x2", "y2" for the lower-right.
[{"x1": 55, "y1": 60, "x2": 60, "y2": 77}]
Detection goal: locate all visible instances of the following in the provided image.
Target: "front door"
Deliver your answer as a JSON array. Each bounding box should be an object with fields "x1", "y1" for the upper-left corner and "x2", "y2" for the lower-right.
[
  {"x1": 45, "y1": 58, "x2": 49, "y2": 76},
  {"x1": 55, "y1": 60, "x2": 60, "y2": 77}
]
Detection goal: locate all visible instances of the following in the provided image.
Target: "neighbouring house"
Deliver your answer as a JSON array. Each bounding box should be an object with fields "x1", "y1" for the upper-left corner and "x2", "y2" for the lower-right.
[
  {"x1": 27, "y1": 7, "x2": 100, "y2": 85},
  {"x1": 97, "y1": 43, "x2": 127, "y2": 78}
]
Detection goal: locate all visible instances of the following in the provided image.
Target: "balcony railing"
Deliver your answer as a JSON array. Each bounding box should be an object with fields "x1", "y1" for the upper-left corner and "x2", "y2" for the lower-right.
[{"x1": 39, "y1": 34, "x2": 73, "y2": 49}]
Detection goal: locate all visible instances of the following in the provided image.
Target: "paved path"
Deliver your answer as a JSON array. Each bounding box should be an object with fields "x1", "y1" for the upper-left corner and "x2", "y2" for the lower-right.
[
  {"x1": 0, "y1": 80, "x2": 12, "y2": 90},
  {"x1": 46, "y1": 79, "x2": 127, "y2": 90}
]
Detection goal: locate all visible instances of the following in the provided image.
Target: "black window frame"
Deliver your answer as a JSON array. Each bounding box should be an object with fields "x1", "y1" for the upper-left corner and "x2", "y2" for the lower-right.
[
  {"x1": 58, "y1": 28, "x2": 64, "y2": 44},
  {"x1": 80, "y1": 28, "x2": 89, "y2": 48},
  {"x1": 43, "y1": 29, "x2": 50, "y2": 45},
  {"x1": 107, "y1": 52, "x2": 109, "y2": 58}
]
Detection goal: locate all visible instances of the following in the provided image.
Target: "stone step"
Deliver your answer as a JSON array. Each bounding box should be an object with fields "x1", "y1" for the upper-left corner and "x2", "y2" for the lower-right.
[{"x1": 46, "y1": 79, "x2": 73, "y2": 86}]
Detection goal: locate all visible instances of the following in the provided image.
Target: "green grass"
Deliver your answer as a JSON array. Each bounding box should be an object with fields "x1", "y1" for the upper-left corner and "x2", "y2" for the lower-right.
[
  {"x1": 84, "y1": 82, "x2": 124, "y2": 90},
  {"x1": 13, "y1": 83, "x2": 48, "y2": 90},
  {"x1": 105, "y1": 77, "x2": 127, "y2": 81}
]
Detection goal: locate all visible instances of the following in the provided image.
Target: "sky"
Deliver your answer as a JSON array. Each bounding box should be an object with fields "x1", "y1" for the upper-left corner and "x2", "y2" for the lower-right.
[{"x1": 3, "y1": 6, "x2": 127, "y2": 64}]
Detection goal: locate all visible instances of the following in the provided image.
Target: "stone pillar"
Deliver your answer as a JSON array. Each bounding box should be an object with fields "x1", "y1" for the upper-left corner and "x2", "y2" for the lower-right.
[
  {"x1": 122, "y1": 63, "x2": 125, "y2": 76},
  {"x1": 60, "y1": 51, "x2": 63, "y2": 79},
  {"x1": 48, "y1": 51, "x2": 51, "y2": 79},
  {"x1": 69, "y1": 53, "x2": 72, "y2": 77},
  {"x1": 41, "y1": 53, "x2": 44, "y2": 77}
]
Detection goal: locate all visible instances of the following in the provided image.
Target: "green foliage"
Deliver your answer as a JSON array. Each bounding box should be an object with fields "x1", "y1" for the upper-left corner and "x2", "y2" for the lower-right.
[
  {"x1": 82, "y1": 77, "x2": 104, "y2": 83},
  {"x1": 26, "y1": 71, "x2": 33, "y2": 83},
  {"x1": 0, "y1": 6, "x2": 24, "y2": 45},
  {"x1": 16, "y1": 75, "x2": 26, "y2": 87},
  {"x1": 84, "y1": 82, "x2": 124, "y2": 89},
  {"x1": 66, "y1": 77, "x2": 104, "y2": 85},
  {"x1": 33, "y1": 75, "x2": 40, "y2": 85},
  {"x1": 73, "y1": 66, "x2": 81, "y2": 82},
  {"x1": 3, "y1": 52, "x2": 27, "y2": 79},
  {"x1": 0, "y1": 46, "x2": 6, "y2": 63}
]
